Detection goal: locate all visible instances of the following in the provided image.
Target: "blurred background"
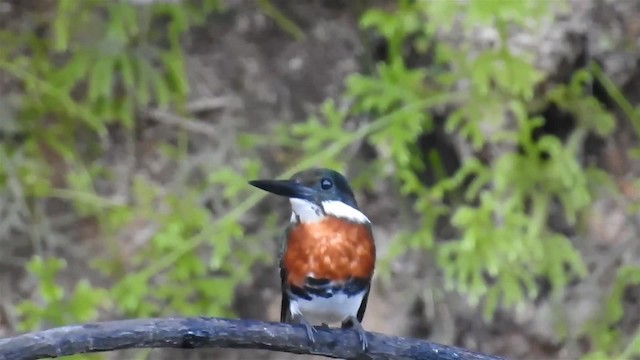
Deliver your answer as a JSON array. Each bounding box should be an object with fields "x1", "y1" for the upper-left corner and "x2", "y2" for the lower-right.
[{"x1": 1, "y1": 0, "x2": 639, "y2": 359}]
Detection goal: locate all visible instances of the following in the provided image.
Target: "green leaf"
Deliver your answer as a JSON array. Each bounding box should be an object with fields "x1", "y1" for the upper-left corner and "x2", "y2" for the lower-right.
[
  {"x1": 88, "y1": 57, "x2": 114, "y2": 102},
  {"x1": 117, "y1": 55, "x2": 136, "y2": 91},
  {"x1": 53, "y1": 0, "x2": 78, "y2": 51},
  {"x1": 162, "y1": 51, "x2": 188, "y2": 97}
]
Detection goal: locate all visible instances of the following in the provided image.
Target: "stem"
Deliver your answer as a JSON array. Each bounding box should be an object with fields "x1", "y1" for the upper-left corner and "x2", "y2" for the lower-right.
[
  {"x1": 590, "y1": 63, "x2": 640, "y2": 139},
  {"x1": 257, "y1": 0, "x2": 305, "y2": 41}
]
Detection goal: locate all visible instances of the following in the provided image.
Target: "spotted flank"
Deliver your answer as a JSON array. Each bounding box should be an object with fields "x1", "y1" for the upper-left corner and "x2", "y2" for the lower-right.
[
  {"x1": 290, "y1": 276, "x2": 369, "y2": 300},
  {"x1": 287, "y1": 278, "x2": 369, "y2": 325}
]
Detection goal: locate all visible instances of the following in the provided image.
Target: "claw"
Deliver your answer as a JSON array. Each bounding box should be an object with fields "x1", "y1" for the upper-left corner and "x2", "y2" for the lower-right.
[
  {"x1": 356, "y1": 327, "x2": 368, "y2": 352},
  {"x1": 293, "y1": 315, "x2": 317, "y2": 345},
  {"x1": 303, "y1": 322, "x2": 317, "y2": 345},
  {"x1": 342, "y1": 316, "x2": 368, "y2": 352}
]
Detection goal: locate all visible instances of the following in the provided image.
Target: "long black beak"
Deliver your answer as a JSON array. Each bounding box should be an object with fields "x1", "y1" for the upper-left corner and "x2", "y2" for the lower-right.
[{"x1": 248, "y1": 179, "x2": 317, "y2": 201}]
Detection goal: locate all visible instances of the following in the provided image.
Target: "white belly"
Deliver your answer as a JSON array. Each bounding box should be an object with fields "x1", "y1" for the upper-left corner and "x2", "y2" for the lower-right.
[{"x1": 289, "y1": 291, "x2": 365, "y2": 325}]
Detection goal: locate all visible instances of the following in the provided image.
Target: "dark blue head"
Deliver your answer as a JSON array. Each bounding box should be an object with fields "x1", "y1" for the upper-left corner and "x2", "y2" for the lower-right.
[
  {"x1": 249, "y1": 168, "x2": 358, "y2": 208},
  {"x1": 250, "y1": 168, "x2": 369, "y2": 224}
]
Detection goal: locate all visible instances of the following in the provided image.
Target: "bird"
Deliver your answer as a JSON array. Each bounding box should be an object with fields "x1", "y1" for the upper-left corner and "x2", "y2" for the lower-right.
[{"x1": 249, "y1": 168, "x2": 376, "y2": 351}]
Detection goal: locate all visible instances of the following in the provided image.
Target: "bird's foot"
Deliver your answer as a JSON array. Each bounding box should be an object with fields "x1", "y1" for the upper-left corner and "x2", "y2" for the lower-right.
[
  {"x1": 342, "y1": 316, "x2": 368, "y2": 352},
  {"x1": 293, "y1": 315, "x2": 317, "y2": 346}
]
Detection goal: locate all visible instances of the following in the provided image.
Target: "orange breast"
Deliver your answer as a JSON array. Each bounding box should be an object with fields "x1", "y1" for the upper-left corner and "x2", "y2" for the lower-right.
[{"x1": 282, "y1": 217, "x2": 376, "y2": 287}]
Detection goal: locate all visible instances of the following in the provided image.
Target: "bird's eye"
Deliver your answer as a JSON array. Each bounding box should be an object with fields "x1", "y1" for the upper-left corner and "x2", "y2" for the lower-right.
[{"x1": 320, "y1": 178, "x2": 333, "y2": 190}]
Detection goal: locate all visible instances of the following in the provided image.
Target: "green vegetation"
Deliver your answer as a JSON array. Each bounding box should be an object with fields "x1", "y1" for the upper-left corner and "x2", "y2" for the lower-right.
[
  {"x1": 1, "y1": 1, "x2": 639, "y2": 359},
  {"x1": 2, "y1": 0, "x2": 252, "y2": 327}
]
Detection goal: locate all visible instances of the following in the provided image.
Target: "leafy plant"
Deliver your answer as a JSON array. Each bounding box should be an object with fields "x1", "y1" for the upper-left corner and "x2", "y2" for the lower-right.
[
  {"x1": 0, "y1": 0, "x2": 258, "y2": 336},
  {"x1": 17, "y1": 257, "x2": 109, "y2": 331},
  {"x1": 582, "y1": 266, "x2": 640, "y2": 360},
  {"x1": 274, "y1": 0, "x2": 624, "y2": 351}
]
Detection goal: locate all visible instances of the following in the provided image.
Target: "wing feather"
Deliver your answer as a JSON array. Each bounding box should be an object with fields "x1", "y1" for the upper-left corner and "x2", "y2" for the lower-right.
[
  {"x1": 280, "y1": 271, "x2": 290, "y2": 322},
  {"x1": 356, "y1": 285, "x2": 370, "y2": 322},
  {"x1": 279, "y1": 226, "x2": 292, "y2": 323}
]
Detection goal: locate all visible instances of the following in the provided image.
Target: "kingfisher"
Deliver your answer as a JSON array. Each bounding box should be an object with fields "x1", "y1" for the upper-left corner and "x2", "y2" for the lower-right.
[{"x1": 249, "y1": 168, "x2": 376, "y2": 351}]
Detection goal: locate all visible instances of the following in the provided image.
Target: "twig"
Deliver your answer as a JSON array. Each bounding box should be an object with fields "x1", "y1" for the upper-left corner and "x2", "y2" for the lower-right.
[
  {"x1": 0, "y1": 279, "x2": 18, "y2": 332},
  {"x1": 142, "y1": 109, "x2": 217, "y2": 137},
  {"x1": 185, "y1": 96, "x2": 239, "y2": 113},
  {"x1": 591, "y1": 62, "x2": 640, "y2": 139},
  {"x1": 0, "y1": 317, "x2": 505, "y2": 360},
  {"x1": 143, "y1": 96, "x2": 239, "y2": 137},
  {"x1": 256, "y1": 0, "x2": 305, "y2": 41}
]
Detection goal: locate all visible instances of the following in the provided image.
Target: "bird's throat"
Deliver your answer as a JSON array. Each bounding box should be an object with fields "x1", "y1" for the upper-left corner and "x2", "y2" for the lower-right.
[{"x1": 289, "y1": 199, "x2": 370, "y2": 224}]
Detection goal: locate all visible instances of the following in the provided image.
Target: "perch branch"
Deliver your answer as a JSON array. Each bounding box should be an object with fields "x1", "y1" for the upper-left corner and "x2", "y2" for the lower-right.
[{"x1": 0, "y1": 317, "x2": 505, "y2": 360}]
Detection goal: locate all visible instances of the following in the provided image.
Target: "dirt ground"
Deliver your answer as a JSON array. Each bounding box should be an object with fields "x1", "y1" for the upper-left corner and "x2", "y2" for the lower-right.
[{"x1": 2, "y1": 0, "x2": 640, "y2": 359}]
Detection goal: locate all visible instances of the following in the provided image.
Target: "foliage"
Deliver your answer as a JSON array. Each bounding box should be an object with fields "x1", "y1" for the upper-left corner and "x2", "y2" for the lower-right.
[
  {"x1": 16, "y1": 257, "x2": 109, "y2": 331},
  {"x1": 581, "y1": 266, "x2": 640, "y2": 360},
  {"x1": 2, "y1": 1, "x2": 640, "y2": 360},
  {"x1": 273, "y1": 0, "x2": 638, "y2": 358},
  {"x1": 282, "y1": 0, "x2": 590, "y2": 312},
  {"x1": 0, "y1": 0, "x2": 262, "y2": 355}
]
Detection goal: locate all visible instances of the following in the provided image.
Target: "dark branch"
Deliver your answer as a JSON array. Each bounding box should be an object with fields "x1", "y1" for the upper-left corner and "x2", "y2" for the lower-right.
[{"x1": 0, "y1": 317, "x2": 505, "y2": 360}]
